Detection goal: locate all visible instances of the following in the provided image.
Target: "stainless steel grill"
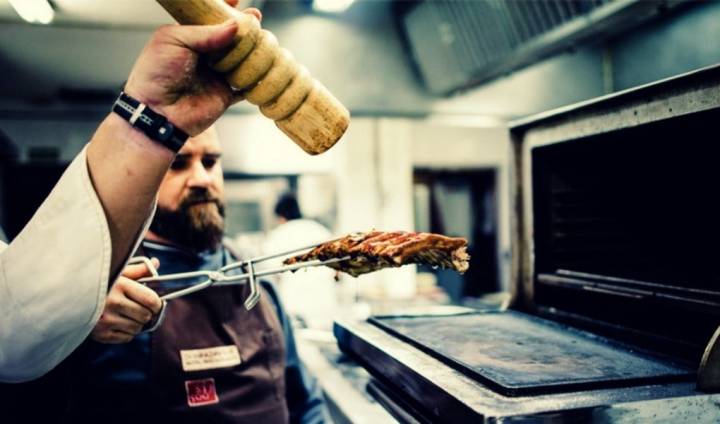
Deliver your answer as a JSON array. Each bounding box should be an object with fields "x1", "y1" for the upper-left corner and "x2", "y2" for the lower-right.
[{"x1": 369, "y1": 311, "x2": 692, "y2": 396}]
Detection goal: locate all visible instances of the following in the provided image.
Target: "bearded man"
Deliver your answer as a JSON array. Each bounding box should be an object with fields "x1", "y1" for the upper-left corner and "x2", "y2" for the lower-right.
[{"x1": 64, "y1": 127, "x2": 326, "y2": 424}]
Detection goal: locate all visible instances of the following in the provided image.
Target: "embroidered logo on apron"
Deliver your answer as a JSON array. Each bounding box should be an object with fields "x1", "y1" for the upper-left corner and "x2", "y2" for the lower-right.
[
  {"x1": 180, "y1": 345, "x2": 242, "y2": 372},
  {"x1": 185, "y1": 378, "x2": 220, "y2": 407}
]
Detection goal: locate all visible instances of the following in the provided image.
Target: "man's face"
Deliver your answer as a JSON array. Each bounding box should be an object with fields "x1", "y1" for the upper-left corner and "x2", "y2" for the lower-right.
[{"x1": 149, "y1": 127, "x2": 226, "y2": 252}]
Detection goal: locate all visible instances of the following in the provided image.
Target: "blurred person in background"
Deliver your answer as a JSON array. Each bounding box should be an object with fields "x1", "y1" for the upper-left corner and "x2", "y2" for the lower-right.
[
  {"x1": 261, "y1": 193, "x2": 338, "y2": 330},
  {"x1": 65, "y1": 126, "x2": 325, "y2": 424}
]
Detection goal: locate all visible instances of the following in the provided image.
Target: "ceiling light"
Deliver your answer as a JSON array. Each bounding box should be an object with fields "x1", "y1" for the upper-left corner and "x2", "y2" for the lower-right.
[
  {"x1": 8, "y1": 0, "x2": 55, "y2": 25},
  {"x1": 313, "y1": 0, "x2": 355, "y2": 14}
]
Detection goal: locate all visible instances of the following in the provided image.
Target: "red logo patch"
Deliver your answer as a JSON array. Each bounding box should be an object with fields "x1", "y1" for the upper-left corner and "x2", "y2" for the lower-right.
[{"x1": 185, "y1": 378, "x2": 219, "y2": 407}]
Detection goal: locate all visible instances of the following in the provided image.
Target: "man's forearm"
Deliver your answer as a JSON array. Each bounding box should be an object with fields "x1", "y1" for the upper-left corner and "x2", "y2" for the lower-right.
[{"x1": 87, "y1": 113, "x2": 174, "y2": 276}]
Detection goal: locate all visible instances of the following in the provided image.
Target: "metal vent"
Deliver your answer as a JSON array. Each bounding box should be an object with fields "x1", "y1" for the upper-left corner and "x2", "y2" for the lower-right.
[{"x1": 399, "y1": 0, "x2": 675, "y2": 95}]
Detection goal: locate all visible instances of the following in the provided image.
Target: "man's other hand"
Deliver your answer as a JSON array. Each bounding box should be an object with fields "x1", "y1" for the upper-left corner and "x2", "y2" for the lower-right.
[
  {"x1": 91, "y1": 259, "x2": 163, "y2": 344},
  {"x1": 124, "y1": 7, "x2": 262, "y2": 136}
]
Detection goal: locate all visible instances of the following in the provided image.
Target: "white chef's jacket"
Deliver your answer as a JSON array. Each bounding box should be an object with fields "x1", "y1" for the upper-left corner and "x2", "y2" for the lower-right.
[{"x1": 0, "y1": 146, "x2": 153, "y2": 383}]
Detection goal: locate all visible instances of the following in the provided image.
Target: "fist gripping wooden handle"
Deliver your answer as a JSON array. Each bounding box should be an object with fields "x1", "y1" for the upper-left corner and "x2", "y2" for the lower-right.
[{"x1": 156, "y1": 0, "x2": 350, "y2": 155}]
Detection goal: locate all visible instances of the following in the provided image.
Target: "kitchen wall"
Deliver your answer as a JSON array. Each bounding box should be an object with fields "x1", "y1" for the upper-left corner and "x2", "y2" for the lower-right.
[
  {"x1": 0, "y1": 117, "x2": 99, "y2": 162},
  {"x1": 327, "y1": 116, "x2": 511, "y2": 297},
  {"x1": 215, "y1": 114, "x2": 510, "y2": 297},
  {"x1": 610, "y1": 1, "x2": 720, "y2": 91},
  {"x1": 409, "y1": 120, "x2": 511, "y2": 292},
  {"x1": 215, "y1": 114, "x2": 338, "y2": 174}
]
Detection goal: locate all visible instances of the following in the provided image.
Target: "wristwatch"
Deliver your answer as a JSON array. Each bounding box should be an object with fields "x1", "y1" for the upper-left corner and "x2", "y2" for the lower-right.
[{"x1": 112, "y1": 92, "x2": 188, "y2": 153}]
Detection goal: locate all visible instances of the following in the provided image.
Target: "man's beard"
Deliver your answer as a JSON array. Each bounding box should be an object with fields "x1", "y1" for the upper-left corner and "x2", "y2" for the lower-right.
[{"x1": 150, "y1": 188, "x2": 225, "y2": 252}]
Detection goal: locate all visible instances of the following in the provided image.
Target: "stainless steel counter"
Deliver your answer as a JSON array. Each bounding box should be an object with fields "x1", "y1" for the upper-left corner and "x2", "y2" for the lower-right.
[{"x1": 295, "y1": 331, "x2": 397, "y2": 424}]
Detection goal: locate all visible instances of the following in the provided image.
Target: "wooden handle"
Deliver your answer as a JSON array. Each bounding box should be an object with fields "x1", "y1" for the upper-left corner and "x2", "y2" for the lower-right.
[
  {"x1": 156, "y1": 0, "x2": 349, "y2": 155},
  {"x1": 156, "y1": 0, "x2": 237, "y2": 25}
]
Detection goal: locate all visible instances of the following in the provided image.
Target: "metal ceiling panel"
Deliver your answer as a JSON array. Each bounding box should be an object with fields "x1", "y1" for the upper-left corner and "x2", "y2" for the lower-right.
[{"x1": 399, "y1": 0, "x2": 685, "y2": 95}]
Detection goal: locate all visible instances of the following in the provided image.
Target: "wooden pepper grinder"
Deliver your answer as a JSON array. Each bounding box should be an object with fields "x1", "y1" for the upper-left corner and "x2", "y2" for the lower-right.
[{"x1": 156, "y1": 0, "x2": 350, "y2": 155}]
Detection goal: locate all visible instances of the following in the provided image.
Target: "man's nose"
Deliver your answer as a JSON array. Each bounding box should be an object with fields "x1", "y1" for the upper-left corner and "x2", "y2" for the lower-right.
[{"x1": 187, "y1": 161, "x2": 212, "y2": 188}]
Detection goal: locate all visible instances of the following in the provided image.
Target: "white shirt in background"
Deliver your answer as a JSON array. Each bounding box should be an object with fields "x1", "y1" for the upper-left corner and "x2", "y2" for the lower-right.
[
  {"x1": 0, "y1": 146, "x2": 152, "y2": 382},
  {"x1": 261, "y1": 219, "x2": 338, "y2": 330}
]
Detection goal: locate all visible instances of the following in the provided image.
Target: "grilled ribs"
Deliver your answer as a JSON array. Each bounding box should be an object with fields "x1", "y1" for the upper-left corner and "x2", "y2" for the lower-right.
[{"x1": 283, "y1": 231, "x2": 470, "y2": 277}]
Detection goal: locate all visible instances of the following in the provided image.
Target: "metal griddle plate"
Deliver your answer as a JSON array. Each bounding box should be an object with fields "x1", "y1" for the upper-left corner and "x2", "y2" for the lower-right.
[{"x1": 368, "y1": 311, "x2": 694, "y2": 396}]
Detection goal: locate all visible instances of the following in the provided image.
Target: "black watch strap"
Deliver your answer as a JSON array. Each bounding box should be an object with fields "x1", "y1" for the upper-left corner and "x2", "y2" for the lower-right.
[{"x1": 112, "y1": 92, "x2": 188, "y2": 153}]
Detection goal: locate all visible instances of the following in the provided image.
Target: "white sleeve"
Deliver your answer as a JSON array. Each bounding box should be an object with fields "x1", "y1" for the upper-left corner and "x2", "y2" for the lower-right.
[{"x1": 0, "y1": 145, "x2": 154, "y2": 383}]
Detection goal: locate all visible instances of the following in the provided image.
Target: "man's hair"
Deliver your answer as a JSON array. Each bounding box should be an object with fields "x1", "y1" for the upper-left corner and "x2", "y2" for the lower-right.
[{"x1": 274, "y1": 193, "x2": 302, "y2": 221}]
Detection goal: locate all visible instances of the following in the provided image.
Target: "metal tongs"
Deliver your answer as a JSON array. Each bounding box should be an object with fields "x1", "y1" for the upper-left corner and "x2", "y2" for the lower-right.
[{"x1": 129, "y1": 240, "x2": 349, "y2": 332}]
